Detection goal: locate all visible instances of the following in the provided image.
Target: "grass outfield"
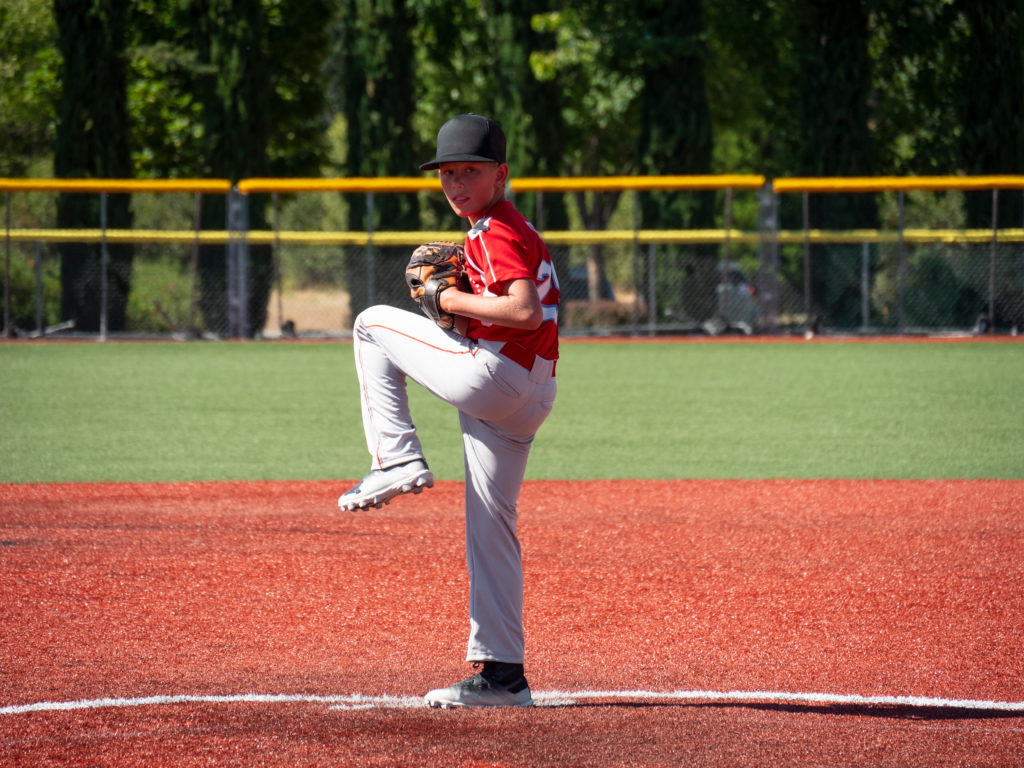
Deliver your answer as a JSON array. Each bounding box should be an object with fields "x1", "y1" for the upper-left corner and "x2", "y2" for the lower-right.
[{"x1": 1, "y1": 338, "x2": 1021, "y2": 483}]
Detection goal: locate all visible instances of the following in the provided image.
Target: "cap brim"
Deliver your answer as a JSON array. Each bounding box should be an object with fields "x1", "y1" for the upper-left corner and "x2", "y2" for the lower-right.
[{"x1": 420, "y1": 154, "x2": 502, "y2": 171}]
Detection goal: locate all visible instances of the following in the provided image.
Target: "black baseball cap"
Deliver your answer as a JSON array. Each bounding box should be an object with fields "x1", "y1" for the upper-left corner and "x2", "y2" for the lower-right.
[{"x1": 419, "y1": 114, "x2": 507, "y2": 171}]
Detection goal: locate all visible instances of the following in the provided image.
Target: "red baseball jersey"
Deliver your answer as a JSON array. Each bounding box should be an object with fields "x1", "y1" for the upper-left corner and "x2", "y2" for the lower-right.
[{"x1": 462, "y1": 201, "x2": 560, "y2": 361}]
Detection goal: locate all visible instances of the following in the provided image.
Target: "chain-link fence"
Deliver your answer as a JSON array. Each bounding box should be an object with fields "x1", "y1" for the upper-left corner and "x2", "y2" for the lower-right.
[
  {"x1": 779, "y1": 240, "x2": 1024, "y2": 334},
  {"x1": 4, "y1": 178, "x2": 1023, "y2": 339}
]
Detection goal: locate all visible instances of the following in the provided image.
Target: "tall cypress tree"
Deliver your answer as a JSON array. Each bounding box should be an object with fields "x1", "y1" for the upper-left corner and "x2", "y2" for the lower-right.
[
  {"x1": 485, "y1": 0, "x2": 569, "y2": 229},
  {"x1": 793, "y1": 0, "x2": 878, "y2": 327},
  {"x1": 184, "y1": 0, "x2": 271, "y2": 336},
  {"x1": 633, "y1": 0, "x2": 715, "y2": 320},
  {"x1": 54, "y1": 0, "x2": 134, "y2": 332},
  {"x1": 954, "y1": 0, "x2": 1024, "y2": 327},
  {"x1": 634, "y1": 0, "x2": 713, "y2": 226},
  {"x1": 128, "y1": 0, "x2": 329, "y2": 336},
  {"x1": 332, "y1": 0, "x2": 419, "y2": 318},
  {"x1": 954, "y1": 0, "x2": 1024, "y2": 227}
]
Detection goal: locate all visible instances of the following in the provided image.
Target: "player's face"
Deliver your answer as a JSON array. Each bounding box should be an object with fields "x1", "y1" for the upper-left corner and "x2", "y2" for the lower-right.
[{"x1": 438, "y1": 161, "x2": 508, "y2": 222}]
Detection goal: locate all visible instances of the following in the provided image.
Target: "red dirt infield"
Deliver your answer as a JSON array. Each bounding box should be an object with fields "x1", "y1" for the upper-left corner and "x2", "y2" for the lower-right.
[{"x1": 2, "y1": 479, "x2": 1022, "y2": 767}]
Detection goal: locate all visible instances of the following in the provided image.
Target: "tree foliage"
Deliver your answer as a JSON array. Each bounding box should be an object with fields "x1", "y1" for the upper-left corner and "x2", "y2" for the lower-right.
[
  {"x1": 176, "y1": 0, "x2": 332, "y2": 334},
  {"x1": 54, "y1": 0, "x2": 135, "y2": 332},
  {"x1": 704, "y1": 0, "x2": 799, "y2": 176},
  {"x1": 529, "y1": 0, "x2": 716, "y2": 301},
  {"x1": 794, "y1": 0, "x2": 879, "y2": 325},
  {"x1": 330, "y1": 0, "x2": 417, "y2": 222},
  {"x1": 3, "y1": 0, "x2": 1024, "y2": 331},
  {"x1": 328, "y1": 0, "x2": 418, "y2": 319},
  {"x1": 3, "y1": 1, "x2": 1019, "y2": 187},
  {"x1": 410, "y1": 0, "x2": 568, "y2": 227},
  {"x1": 952, "y1": 0, "x2": 1024, "y2": 226},
  {"x1": 632, "y1": 0, "x2": 714, "y2": 227},
  {"x1": 869, "y1": 0, "x2": 964, "y2": 176},
  {"x1": 0, "y1": 0, "x2": 59, "y2": 177}
]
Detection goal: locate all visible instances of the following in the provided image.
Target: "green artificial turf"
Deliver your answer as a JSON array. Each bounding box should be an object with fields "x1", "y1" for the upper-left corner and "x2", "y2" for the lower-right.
[
  {"x1": 545, "y1": 340, "x2": 1023, "y2": 479},
  {"x1": 1, "y1": 339, "x2": 1021, "y2": 482}
]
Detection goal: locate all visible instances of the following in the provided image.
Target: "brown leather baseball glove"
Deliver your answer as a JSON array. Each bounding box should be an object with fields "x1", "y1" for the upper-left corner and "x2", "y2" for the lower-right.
[{"x1": 405, "y1": 241, "x2": 468, "y2": 330}]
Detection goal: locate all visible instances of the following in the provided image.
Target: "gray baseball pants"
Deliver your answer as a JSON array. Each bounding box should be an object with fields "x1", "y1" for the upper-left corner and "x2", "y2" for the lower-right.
[{"x1": 352, "y1": 305, "x2": 556, "y2": 663}]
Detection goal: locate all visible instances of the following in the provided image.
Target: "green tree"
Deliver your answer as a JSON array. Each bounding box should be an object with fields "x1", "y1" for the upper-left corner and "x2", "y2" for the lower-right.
[
  {"x1": 952, "y1": 0, "x2": 1024, "y2": 227},
  {"x1": 953, "y1": 0, "x2": 1024, "y2": 327},
  {"x1": 330, "y1": 0, "x2": 419, "y2": 318},
  {"x1": 530, "y1": 1, "x2": 716, "y2": 306},
  {"x1": 792, "y1": 0, "x2": 879, "y2": 327},
  {"x1": 530, "y1": 4, "x2": 644, "y2": 301},
  {"x1": 126, "y1": 1, "x2": 208, "y2": 178},
  {"x1": 0, "y1": 0, "x2": 59, "y2": 176},
  {"x1": 53, "y1": 0, "x2": 135, "y2": 333},
  {"x1": 263, "y1": 0, "x2": 332, "y2": 178},
  {"x1": 490, "y1": 0, "x2": 571, "y2": 285},
  {"x1": 704, "y1": 0, "x2": 799, "y2": 176},
  {"x1": 794, "y1": 0, "x2": 877, "y2": 183},
  {"x1": 184, "y1": 0, "x2": 270, "y2": 335},
  {"x1": 869, "y1": 0, "x2": 963, "y2": 176},
  {"x1": 633, "y1": 0, "x2": 713, "y2": 224},
  {"x1": 632, "y1": 0, "x2": 715, "y2": 319},
  {"x1": 412, "y1": 0, "x2": 568, "y2": 222},
  {"x1": 182, "y1": 0, "x2": 331, "y2": 335},
  {"x1": 410, "y1": 0, "x2": 570, "y2": 288}
]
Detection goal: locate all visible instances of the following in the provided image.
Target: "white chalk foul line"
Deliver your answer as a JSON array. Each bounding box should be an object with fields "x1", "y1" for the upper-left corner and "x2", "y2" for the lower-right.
[
  {"x1": 3, "y1": 689, "x2": 1023, "y2": 716},
  {"x1": 0, "y1": 693, "x2": 423, "y2": 716}
]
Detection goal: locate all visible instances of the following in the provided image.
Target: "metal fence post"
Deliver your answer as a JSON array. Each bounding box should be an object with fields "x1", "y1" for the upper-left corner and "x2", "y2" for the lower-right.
[
  {"x1": 272, "y1": 192, "x2": 284, "y2": 335},
  {"x1": 989, "y1": 188, "x2": 998, "y2": 330},
  {"x1": 647, "y1": 243, "x2": 656, "y2": 335},
  {"x1": 226, "y1": 189, "x2": 237, "y2": 337},
  {"x1": 719, "y1": 187, "x2": 733, "y2": 318},
  {"x1": 3, "y1": 191, "x2": 10, "y2": 338},
  {"x1": 99, "y1": 192, "x2": 108, "y2": 342},
  {"x1": 630, "y1": 188, "x2": 644, "y2": 332},
  {"x1": 226, "y1": 185, "x2": 249, "y2": 338},
  {"x1": 756, "y1": 181, "x2": 778, "y2": 333},
  {"x1": 188, "y1": 192, "x2": 202, "y2": 337},
  {"x1": 35, "y1": 242, "x2": 43, "y2": 335},
  {"x1": 226, "y1": 205, "x2": 234, "y2": 336},
  {"x1": 366, "y1": 192, "x2": 375, "y2": 307},
  {"x1": 897, "y1": 190, "x2": 905, "y2": 334},
  {"x1": 861, "y1": 241, "x2": 870, "y2": 332},
  {"x1": 802, "y1": 190, "x2": 811, "y2": 331}
]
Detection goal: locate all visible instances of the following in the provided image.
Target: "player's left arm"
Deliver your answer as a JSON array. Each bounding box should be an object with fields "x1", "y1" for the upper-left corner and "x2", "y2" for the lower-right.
[{"x1": 439, "y1": 278, "x2": 542, "y2": 330}]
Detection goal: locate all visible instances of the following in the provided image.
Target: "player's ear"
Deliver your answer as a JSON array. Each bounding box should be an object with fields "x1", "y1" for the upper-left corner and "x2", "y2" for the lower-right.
[{"x1": 495, "y1": 163, "x2": 509, "y2": 186}]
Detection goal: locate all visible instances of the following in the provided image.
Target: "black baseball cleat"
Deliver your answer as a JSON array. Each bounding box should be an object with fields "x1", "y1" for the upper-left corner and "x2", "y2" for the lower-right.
[
  {"x1": 337, "y1": 459, "x2": 433, "y2": 511},
  {"x1": 424, "y1": 662, "x2": 533, "y2": 708}
]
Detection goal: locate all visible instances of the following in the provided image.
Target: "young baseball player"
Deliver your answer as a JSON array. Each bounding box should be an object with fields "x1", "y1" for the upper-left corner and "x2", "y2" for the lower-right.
[{"x1": 338, "y1": 114, "x2": 559, "y2": 708}]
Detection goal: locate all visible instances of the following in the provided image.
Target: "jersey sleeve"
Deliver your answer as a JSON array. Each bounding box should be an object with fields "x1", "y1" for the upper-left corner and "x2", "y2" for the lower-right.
[{"x1": 464, "y1": 217, "x2": 533, "y2": 295}]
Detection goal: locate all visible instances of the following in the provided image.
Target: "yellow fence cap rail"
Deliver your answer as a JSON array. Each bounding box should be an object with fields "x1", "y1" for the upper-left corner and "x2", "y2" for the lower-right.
[
  {"x1": 773, "y1": 175, "x2": 1024, "y2": 193},
  {"x1": 4, "y1": 228, "x2": 233, "y2": 244},
  {"x1": 0, "y1": 178, "x2": 232, "y2": 194},
  {"x1": 236, "y1": 175, "x2": 767, "y2": 195},
  {"x1": 238, "y1": 178, "x2": 442, "y2": 194},
  {"x1": 510, "y1": 175, "x2": 766, "y2": 192},
  {"x1": 4, "y1": 175, "x2": 1024, "y2": 196}
]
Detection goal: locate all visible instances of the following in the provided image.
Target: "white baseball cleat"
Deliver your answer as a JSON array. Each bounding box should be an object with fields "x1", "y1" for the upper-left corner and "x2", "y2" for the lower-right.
[
  {"x1": 424, "y1": 663, "x2": 534, "y2": 709},
  {"x1": 338, "y1": 459, "x2": 434, "y2": 511}
]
